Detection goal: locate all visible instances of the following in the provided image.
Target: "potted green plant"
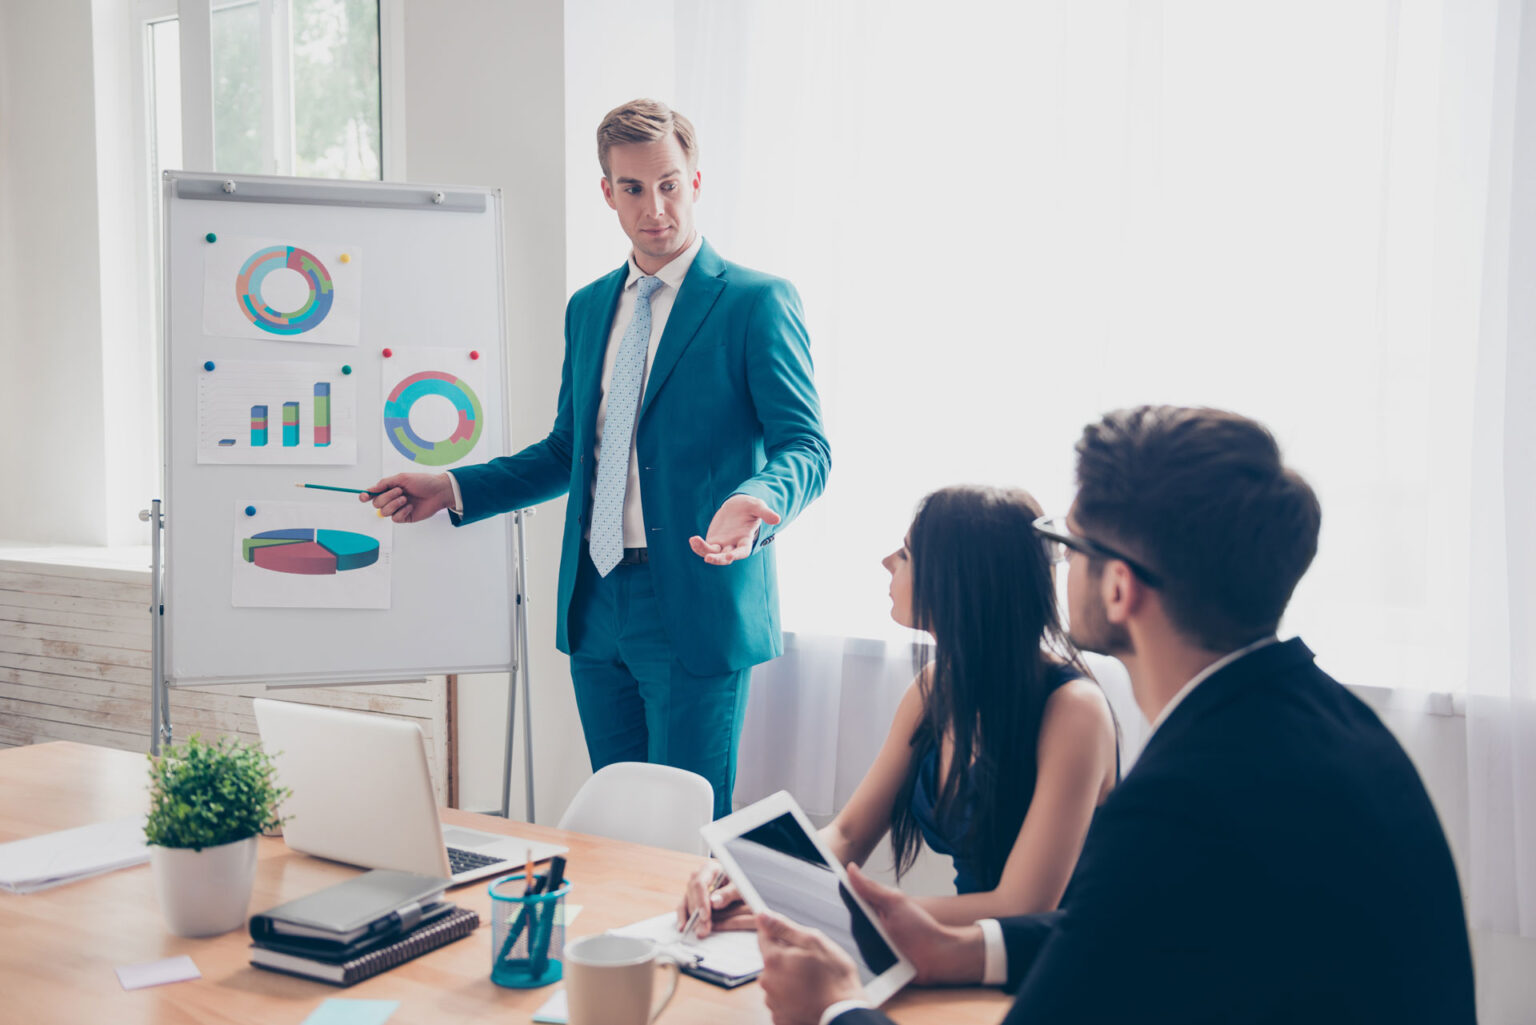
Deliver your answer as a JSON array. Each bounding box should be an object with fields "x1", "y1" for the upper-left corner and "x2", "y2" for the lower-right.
[{"x1": 145, "y1": 734, "x2": 288, "y2": 937}]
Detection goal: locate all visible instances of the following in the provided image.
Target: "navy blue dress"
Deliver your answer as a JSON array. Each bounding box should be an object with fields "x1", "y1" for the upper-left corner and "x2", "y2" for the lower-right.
[{"x1": 908, "y1": 663, "x2": 1082, "y2": 893}]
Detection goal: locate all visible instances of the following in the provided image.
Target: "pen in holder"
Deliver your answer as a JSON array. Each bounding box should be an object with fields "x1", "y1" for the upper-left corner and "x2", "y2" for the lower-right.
[{"x1": 489, "y1": 872, "x2": 571, "y2": 988}]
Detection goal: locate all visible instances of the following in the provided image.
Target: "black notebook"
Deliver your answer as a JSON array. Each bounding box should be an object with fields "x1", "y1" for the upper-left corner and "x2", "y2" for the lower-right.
[
  {"x1": 252, "y1": 900, "x2": 457, "y2": 962},
  {"x1": 250, "y1": 906, "x2": 480, "y2": 986},
  {"x1": 250, "y1": 869, "x2": 449, "y2": 948}
]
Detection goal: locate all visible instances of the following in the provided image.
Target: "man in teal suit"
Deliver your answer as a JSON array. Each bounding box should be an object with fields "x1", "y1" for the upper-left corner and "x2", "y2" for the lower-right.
[{"x1": 367, "y1": 99, "x2": 830, "y2": 817}]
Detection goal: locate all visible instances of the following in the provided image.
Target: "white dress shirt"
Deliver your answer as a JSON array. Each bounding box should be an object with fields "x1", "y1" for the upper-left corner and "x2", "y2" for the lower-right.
[
  {"x1": 820, "y1": 918, "x2": 1008, "y2": 1024},
  {"x1": 446, "y1": 234, "x2": 703, "y2": 532},
  {"x1": 593, "y1": 233, "x2": 704, "y2": 549},
  {"x1": 1145, "y1": 635, "x2": 1279, "y2": 739}
]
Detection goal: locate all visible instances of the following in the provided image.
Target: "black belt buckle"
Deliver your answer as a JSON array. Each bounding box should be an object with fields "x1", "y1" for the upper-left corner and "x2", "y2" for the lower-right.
[{"x1": 619, "y1": 547, "x2": 649, "y2": 565}]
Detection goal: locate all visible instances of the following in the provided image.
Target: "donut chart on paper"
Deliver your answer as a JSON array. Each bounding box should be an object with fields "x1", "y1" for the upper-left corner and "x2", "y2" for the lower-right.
[
  {"x1": 235, "y1": 245, "x2": 335, "y2": 335},
  {"x1": 241, "y1": 528, "x2": 379, "y2": 575},
  {"x1": 383, "y1": 370, "x2": 483, "y2": 466}
]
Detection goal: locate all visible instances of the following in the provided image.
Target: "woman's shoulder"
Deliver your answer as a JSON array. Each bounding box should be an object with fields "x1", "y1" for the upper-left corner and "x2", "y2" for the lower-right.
[
  {"x1": 892, "y1": 667, "x2": 934, "y2": 731},
  {"x1": 1040, "y1": 672, "x2": 1117, "y2": 744}
]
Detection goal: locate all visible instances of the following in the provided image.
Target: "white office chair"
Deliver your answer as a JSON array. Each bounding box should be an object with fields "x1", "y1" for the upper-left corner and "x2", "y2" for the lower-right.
[{"x1": 556, "y1": 762, "x2": 715, "y2": 855}]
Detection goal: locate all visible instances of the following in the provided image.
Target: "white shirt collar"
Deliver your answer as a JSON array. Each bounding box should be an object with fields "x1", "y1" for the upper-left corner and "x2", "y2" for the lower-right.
[
  {"x1": 624, "y1": 232, "x2": 703, "y2": 292},
  {"x1": 1146, "y1": 635, "x2": 1280, "y2": 737}
]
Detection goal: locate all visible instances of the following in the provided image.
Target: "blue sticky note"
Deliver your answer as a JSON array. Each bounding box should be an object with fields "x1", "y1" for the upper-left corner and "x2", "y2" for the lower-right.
[{"x1": 300, "y1": 999, "x2": 401, "y2": 1025}]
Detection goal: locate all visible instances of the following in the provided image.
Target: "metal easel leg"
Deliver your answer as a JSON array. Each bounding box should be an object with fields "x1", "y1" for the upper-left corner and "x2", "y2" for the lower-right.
[
  {"x1": 500, "y1": 509, "x2": 537, "y2": 822},
  {"x1": 141, "y1": 499, "x2": 170, "y2": 755},
  {"x1": 517, "y1": 510, "x2": 536, "y2": 822}
]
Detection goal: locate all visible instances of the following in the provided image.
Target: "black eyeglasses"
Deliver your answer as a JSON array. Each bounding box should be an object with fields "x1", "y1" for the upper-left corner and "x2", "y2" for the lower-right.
[{"x1": 1032, "y1": 515, "x2": 1164, "y2": 588}]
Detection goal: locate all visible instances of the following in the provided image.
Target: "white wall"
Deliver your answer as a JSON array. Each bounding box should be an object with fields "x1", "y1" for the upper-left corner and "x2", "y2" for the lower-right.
[
  {"x1": 562, "y1": 0, "x2": 675, "y2": 291},
  {"x1": 91, "y1": 0, "x2": 158, "y2": 548},
  {"x1": 396, "y1": 0, "x2": 587, "y2": 826},
  {"x1": 0, "y1": 0, "x2": 108, "y2": 544}
]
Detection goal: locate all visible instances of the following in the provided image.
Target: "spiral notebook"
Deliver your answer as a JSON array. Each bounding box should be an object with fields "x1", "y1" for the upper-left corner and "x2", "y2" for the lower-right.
[
  {"x1": 610, "y1": 912, "x2": 763, "y2": 988},
  {"x1": 250, "y1": 906, "x2": 480, "y2": 985}
]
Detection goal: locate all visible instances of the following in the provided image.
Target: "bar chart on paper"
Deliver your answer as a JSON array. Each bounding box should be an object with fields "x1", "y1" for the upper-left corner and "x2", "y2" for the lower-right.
[{"x1": 197, "y1": 360, "x2": 357, "y2": 464}]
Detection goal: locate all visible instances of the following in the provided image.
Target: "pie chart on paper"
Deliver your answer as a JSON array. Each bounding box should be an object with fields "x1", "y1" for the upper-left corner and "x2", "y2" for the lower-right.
[{"x1": 241, "y1": 528, "x2": 380, "y2": 575}]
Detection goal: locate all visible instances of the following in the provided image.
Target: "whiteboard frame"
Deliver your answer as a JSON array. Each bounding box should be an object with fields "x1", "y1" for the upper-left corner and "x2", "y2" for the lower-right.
[{"x1": 156, "y1": 170, "x2": 521, "y2": 688}]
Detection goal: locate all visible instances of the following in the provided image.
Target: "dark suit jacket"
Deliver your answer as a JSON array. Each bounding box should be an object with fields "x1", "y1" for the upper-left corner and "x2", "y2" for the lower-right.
[
  {"x1": 842, "y1": 638, "x2": 1475, "y2": 1024},
  {"x1": 451, "y1": 240, "x2": 830, "y2": 675}
]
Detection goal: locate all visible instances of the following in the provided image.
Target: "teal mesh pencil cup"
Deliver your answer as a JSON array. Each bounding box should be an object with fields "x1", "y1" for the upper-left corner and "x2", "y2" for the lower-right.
[{"x1": 489, "y1": 873, "x2": 571, "y2": 988}]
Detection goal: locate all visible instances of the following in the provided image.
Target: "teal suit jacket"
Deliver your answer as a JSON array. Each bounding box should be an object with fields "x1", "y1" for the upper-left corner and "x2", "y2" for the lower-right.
[{"x1": 451, "y1": 240, "x2": 830, "y2": 675}]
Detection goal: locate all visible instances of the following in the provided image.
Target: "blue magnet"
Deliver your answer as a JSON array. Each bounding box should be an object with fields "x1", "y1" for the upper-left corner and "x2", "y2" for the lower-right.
[
  {"x1": 205, "y1": 232, "x2": 217, "y2": 243},
  {"x1": 341, "y1": 365, "x2": 353, "y2": 375},
  {"x1": 244, "y1": 505, "x2": 256, "y2": 517},
  {"x1": 203, "y1": 360, "x2": 216, "y2": 371}
]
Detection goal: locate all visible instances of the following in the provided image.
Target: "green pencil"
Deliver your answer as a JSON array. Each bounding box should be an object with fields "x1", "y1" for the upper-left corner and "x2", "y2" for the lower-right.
[{"x1": 295, "y1": 483, "x2": 384, "y2": 497}]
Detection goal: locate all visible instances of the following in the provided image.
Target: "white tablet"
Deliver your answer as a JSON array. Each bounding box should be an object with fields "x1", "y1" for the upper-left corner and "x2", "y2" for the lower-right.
[{"x1": 700, "y1": 790, "x2": 917, "y2": 1006}]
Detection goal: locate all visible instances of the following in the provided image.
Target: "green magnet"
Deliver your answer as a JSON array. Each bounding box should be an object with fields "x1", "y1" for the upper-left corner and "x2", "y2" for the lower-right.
[{"x1": 205, "y1": 232, "x2": 217, "y2": 243}]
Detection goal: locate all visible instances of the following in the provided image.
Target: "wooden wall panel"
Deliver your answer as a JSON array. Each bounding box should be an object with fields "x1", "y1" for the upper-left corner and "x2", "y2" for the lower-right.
[{"x1": 0, "y1": 556, "x2": 452, "y2": 803}]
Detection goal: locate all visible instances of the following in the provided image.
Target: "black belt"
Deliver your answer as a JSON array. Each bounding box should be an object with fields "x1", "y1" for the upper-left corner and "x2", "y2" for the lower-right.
[{"x1": 618, "y1": 547, "x2": 649, "y2": 565}]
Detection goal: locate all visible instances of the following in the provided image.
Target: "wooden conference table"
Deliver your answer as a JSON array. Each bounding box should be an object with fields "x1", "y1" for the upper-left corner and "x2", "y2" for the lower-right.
[{"x1": 0, "y1": 742, "x2": 1011, "y2": 1025}]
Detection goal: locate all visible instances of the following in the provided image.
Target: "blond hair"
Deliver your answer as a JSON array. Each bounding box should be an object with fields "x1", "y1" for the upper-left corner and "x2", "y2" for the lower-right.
[{"x1": 596, "y1": 99, "x2": 698, "y2": 178}]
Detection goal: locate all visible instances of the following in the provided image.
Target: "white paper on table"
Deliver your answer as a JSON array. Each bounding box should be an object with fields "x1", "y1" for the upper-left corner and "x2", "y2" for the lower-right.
[
  {"x1": 378, "y1": 347, "x2": 492, "y2": 476},
  {"x1": 531, "y1": 989, "x2": 568, "y2": 1024},
  {"x1": 197, "y1": 359, "x2": 358, "y2": 465},
  {"x1": 116, "y1": 955, "x2": 201, "y2": 990},
  {"x1": 231, "y1": 500, "x2": 393, "y2": 610},
  {"x1": 611, "y1": 912, "x2": 764, "y2": 978},
  {"x1": 0, "y1": 816, "x2": 149, "y2": 894},
  {"x1": 203, "y1": 235, "x2": 361, "y2": 346}
]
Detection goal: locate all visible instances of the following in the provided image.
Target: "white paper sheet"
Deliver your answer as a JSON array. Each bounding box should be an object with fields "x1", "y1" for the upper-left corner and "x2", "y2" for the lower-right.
[
  {"x1": 203, "y1": 234, "x2": 361, "y2": 346},
  {"x1": 531, "y1": 989, "x2": 569, "y2": 1024},
  {"x1": 611, "y1": 912, "x2": 764, "y2": 979},
  {"x1": 378, "y1": 347, "x2": 491, "y2": 476},
  {"x1": 231, "y1": 500, "x2": 393, "y2": 609},
  {"x1": 116, "y1": 955, "x2": 201, "y2": 990},
  {"x1": 197, "y1": 359, "x2": 358, "y2": 465},
  {"x1": 0, "y1": 816, "x2": 148, "y2": 894}
]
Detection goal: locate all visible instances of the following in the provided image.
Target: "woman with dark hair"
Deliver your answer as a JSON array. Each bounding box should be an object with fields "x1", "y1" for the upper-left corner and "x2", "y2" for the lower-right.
[{"x1": 679, "y1": 485, "x2": 1118, "y2": 930}]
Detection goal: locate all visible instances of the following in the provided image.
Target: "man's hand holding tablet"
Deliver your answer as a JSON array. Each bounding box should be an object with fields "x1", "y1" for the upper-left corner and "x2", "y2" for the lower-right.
[
  {"x1": 757, "y1": 863, "x2": 993, "y2": 1023},
  {"x1": 699, "y1": 792, "x2": 918, "y2": 1009}
]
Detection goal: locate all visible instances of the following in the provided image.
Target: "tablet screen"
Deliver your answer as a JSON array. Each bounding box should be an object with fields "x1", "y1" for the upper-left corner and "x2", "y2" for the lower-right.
[{"x1": 721, "y1": 811, "x2": 898, "y2": 984}]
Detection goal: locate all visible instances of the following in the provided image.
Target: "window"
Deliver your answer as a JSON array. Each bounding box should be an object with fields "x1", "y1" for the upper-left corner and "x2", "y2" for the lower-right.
[
  {"x1": 141, "y1": 0, "x2": 383, "y2": 180},
  {"x1": 132, "y1": 0, "x2": 391, "y2": 500}
]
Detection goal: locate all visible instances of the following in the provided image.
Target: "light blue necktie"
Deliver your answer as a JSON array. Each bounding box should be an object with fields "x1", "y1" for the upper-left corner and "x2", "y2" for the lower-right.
[{"x1": 590, "y1": 274, "x2": 664, "y2": 576}]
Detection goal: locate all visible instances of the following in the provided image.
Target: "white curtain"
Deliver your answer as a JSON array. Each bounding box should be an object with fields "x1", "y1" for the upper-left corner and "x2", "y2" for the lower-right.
[
  {"x1": 737, "y1": 640, "x2": 1144, "y2": 819},
  {"x1": 672, "y1": 1, "x2": 1476, "y2": 695},
  {"x1": 1465, "y1": 0, "x2": 1536, "y2": 939}
]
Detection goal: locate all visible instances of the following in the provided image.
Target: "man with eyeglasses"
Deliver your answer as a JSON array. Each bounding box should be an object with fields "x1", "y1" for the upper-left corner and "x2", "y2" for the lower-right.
[{"x1": 755, "y1": 406, "x2": 1474, "y2": 1025}]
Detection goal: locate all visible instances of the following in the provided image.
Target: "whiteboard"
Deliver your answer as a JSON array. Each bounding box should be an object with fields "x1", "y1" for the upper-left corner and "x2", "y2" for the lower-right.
[{"x1": 161, "y1": 172, "x2": 516, "y2": 685}]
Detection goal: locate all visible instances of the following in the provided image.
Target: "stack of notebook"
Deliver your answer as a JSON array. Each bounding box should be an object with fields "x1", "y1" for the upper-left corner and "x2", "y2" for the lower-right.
[{"x1": 249, "y1": 869, "x2": 479, "y2": 985}]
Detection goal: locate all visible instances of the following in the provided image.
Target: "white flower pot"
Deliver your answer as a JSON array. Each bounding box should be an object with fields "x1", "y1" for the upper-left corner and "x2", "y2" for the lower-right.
[{"x1": 150, "y1": 835, "x2": 259, "y2": 938}]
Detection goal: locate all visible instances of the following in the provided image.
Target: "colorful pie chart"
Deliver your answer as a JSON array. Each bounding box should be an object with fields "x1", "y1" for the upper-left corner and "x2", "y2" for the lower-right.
[{"x1": 241, "y1": 528, "x2": 379, "y2": 575}]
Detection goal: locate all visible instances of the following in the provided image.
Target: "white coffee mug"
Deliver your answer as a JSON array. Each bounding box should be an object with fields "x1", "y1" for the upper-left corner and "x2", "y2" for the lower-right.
[{"x1": 564, "y1": 933, "x2": 680, "y2": 1025}]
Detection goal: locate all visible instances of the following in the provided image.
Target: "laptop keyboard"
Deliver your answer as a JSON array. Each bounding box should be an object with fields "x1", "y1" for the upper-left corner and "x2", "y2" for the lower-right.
[{"x1": 447, "y1": 846, "x2": 509, "y2": 875}]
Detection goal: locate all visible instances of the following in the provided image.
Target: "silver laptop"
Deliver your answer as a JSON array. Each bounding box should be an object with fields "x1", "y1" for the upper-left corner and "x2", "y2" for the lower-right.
[{"x1": 252, "y1": 697, "x2": 565, "y2": 886}]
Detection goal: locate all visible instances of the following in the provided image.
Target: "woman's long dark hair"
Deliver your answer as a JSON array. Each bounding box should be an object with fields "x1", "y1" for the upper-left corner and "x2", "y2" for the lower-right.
[{"x1": 887, "y1": 485, "x2": 1088, "y2": 890}]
